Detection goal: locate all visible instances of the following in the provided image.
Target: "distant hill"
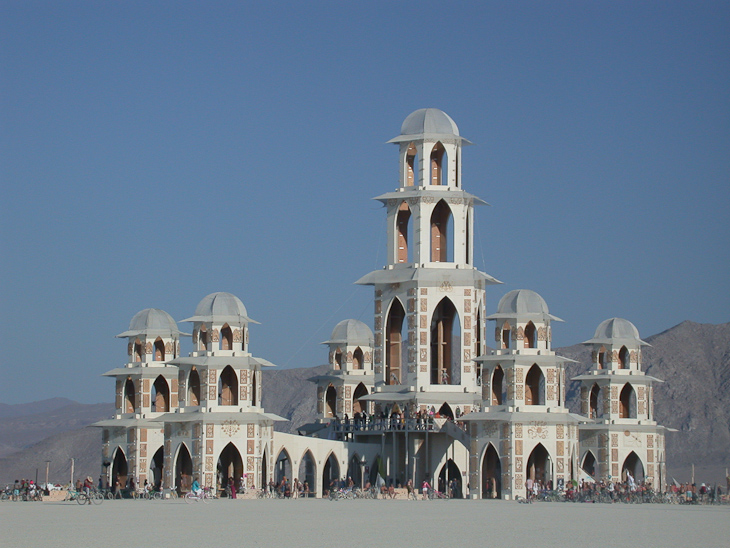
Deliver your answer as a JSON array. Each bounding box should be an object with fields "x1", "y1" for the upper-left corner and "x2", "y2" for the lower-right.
[{"x1": 1, "y1": 321, "x2": 727, "y2": 486}]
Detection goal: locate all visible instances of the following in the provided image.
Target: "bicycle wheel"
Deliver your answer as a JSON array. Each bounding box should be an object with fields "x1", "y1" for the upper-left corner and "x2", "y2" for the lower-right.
[
  {"x1": 92, "y1": 492, "x2": 104, "y2": 505},
  {"x1": 76, "y1": 493, "x2": 88, "y2": 505},
  {"x1": 152, "y1": 491, "x2": 163, "y2": 500},
  {"x1": 185, "y1": 492, "x2": 195, "y2": 504}
]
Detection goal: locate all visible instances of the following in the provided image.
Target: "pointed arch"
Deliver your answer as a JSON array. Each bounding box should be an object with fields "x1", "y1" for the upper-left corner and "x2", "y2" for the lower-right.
[
  {"x1": 589, "y1": 383, "x2": 602, "y2": 419},
  {"x1": 438, "y1": 458, "x2": 461, "y2": 498},
  {"x1": 347, "y1": 454, "x2": 363, "y2": 488},
  {"x1": 150, "y1": 446, "x2": 164, "y2": 490},
  {"x1": 219, "y1": 365, "x2": 238, "y2": 406},
  {"x1": 526, "y1": 443, "x2": 552, "y2": 486},
  {"x1": 524, "y1": 322, "x2": 537, "y2": 348},
  {"x1": 430, "y1": 297, "x2": 459, "y2": 385},
  {"x1": 251, "y1": 369, "x2": 258, "y2": 406},
  {"x1": 430, "y1": 200, "x2": 453, "y2": 262},
  {"x1": 275, "y1": 448, "x2": 292, "y2": 485},
  {"x1": 386, "y1": 298, "x2": 406, "y2": 385},
  {"x1": 352, "y1": 382, "x2": 368, "y2": 414},
  {"x1": 324, "y1": 384, "x2": 337, "y2": 418},
  {"x1": 501, "y1": 321, "x2": 511, "y2": 350},
  {"x1": 619, "y1": 346, "x2": 629, "y2": 369},
  {"x1": 581, "y1": 450, "x2": 597, "y2": 478},
  {"x1": 598, "y1": 346, "x2": 606, "y2": 369},
  {"x1": 154, "y1": 337, "x2": 165, "y2": 361},
  {"x1": 438, "y1": 402, "x2": 454, "y2": 420},
  {"x1": 465, "y1": 209, "x2": 471, "y2": 264},
  {"x1": 492, "y1": 365, "x2": 506, "y2": 405},
  {"x1": 111, "y1": 447, "x2": 128, "y2": 491},
  {"x1": 174, "y1": 443, "x2": 193, "y2": 494},
  {"x1": 221, "y1": 324, "x2": 233, "y2": 351},
  {"x1": 430, "y1": 142, "x2": 446, "y2": 185},
  {"x1": 405, "y1": 142, "x2": 418, "y2": 186},
  {"x1": 619, "y1": 383, "x2": 636, "y2": 418},
  {"x1": 261, "y1": 446, "x2": 268, "y2": 491},
  {"x1": 475, "y1": 304, "x2": 483, "y2": 382},
  {"x1": 322, "y1": 452, "x2": 340, "y2": 495},
  {"x1": 299, "y1": 450, "x2": 316, "y2": 495},
  {"x1": 152, "y1": 375, "x2": 170, "y2": 412},
  {"x1": 188, "y1": 368, "x2": 201, "y2": 406},
  {"x1": 525, "y1": 364, "x2": 545, "y2": 405},
  {"x1": 352, "y1": 347, "x2": 364, "y2": 370},
  {"x1": 198, "y1": 325, "x2": 208, "y2": 351},
  {"x1": 124, "y1": 378, "x2": 136, "y2": 413},
  {"x1": 481, "y1": 443, "x2": 502, "y2": 499},
  {"x1": 622, "y1": 451, "x2": 644, "y2": 483},
  {"x1": 396, "y1": 201, "x2": 412, "y2": 263},
  {"x1": 133, "y1": 339, "x2": 142, "y2": 362},
  {"x1": 334, "y1": 349, "x2": 343, "y2": 370}
]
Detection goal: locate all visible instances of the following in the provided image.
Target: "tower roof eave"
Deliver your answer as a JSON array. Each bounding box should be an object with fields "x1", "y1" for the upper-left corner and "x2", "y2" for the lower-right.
[
  {"x1": 355, "y1": 267, "x2": 502, "y2": 286},
  {"x1": 372, "y1": 189, "x2": 489, "y2": 206}
]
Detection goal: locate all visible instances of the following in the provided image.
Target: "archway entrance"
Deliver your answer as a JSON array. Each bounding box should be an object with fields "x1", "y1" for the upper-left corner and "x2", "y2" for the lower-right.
[
  {"x1": 430, "y1": 298, "x2": 458, "y2": 385},
  {"x1": 438, "y1": 459, "x2": 462, "y2": 498},
  {"x1": 275, "y1": 449, "x2": 292, "y2": 485},
  {"x1": 219, "y1": 366, "x2": 238, "y2": 406},
  {"x1": 622, "y1": 451, "x2": 645, "y2": 483},
  {"x1": 526, "y1": 443, "x2": 552, "y2": 488},
  {"x1": 581, "y1": 451, "x2": 597, "y2": 479},
  {"x1": 325, "y1": 385, "x2": 337, "y2": 418},
  {"x1": 150, "y1": 446, "x2": 164, "y2": 490},
  {"x1": 322, "y1": 453, "x2": 340, "y2": 495},
  {"x1": 261, "y1": 448, "x2": 268, "y2": 490},
  {"x1": 438, "y1": 402, "x2": 454, "y2": 420},
  {"x1": 299, "y1": 451, "x2": 316, "y2": 495},
  {"x1": 492, "y1": 366, "x2": 505, "y2": 405},
  {"x1": 111, "y1": 448, "x2": 128, "y2": 490},
  {"x1": 347, "y1": 455, "x2": 362, "y2": 488},
  {"x1": 352, "y1": 383, "x2": 368, "y2": 414},
  {"x1": 175, "y1": 444, "x2": 193, "y2": 494},
  {"x1": 217, "y1": 442, "x2": 243, "y2": 496},
  {"x1": 188, "y1": 369, "x2": 201, "y2": 406},
  {"x1": 481, "y1": 444, "x2": 501, "y2": 499}
]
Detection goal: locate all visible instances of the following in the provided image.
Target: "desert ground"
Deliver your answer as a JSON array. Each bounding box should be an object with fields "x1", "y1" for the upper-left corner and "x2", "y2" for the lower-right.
[{"x1": 0, "y1": 498, "x2": 727, "y2": 548}]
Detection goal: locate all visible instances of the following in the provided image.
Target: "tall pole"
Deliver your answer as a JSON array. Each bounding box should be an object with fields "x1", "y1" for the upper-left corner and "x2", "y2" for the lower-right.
[
  {"x1": 45, "y1": 461, "x2": 50, "y2": 488},
  {"x1": 70, "y1": 458, "x2": 75, "y2": 488}
]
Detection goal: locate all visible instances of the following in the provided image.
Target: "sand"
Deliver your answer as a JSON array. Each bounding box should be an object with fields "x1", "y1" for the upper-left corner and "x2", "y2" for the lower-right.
[{"x1": 0, "y1": 498, "x2": 726, "y2": 548}]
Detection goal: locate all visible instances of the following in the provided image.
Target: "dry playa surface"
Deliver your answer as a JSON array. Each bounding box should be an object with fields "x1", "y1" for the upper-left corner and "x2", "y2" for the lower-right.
[{"x1": 1, "y1": 498, "x2": 727, "y2": 548}]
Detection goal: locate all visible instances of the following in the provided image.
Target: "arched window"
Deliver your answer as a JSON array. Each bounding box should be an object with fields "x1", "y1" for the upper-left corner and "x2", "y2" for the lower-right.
[
  {"x1": 598, "y1": 346, "x2": 606, "y2": 369},
  {"x1": 198, "y1": 326, "x2": 208, "y2": 351},
  {"x1": 396, "y1": 202, "x2": 412, "y2": 263},
  {"x1": 386, "y1": 299, "x2": 406, "y2": 385},
  {"x1": 405, "y1": 143, "x2": 418, "y2": 186},
  {"x1": 133, "y1": 339, "x2": 142, "y2": 362},
  {"x1": 438, "y1": 402, "x2": 454, "y2": 420},
  {"x1": 475, "y1": 308, "x2": 483, "y2": 382},
  {"x1": 124, "y1": 378, "x2": 136, "y2": 413},
  {"x1": 221, "y1": 324, "x2": 233, "y2": 351},
  {"x1": 219, "y1": 365, "x2": 238, "y2": 406},
  {"x1": 430, "y1": 142, "x2": 446, "y2": 185},
  {"x1": 501, "y1": 322, "x2": 511, "y2": 350},
  {"x1": 251, "y1": 370, "x2": 257, "y2": 406},
  {"x1": 334, "y1": 349, "x2": 342, "y2": 370},
  {"x1": 581, "y1": 451, "x2": 597, "y2": 478},
  {"x1": 152, "y1": 375, "x2": 170, "y2": 412},
  {"x1": 524, "y1": 322, "x2": 537, "y2": 349},
  {"x1": 430, "y1": 298, "x2": 459, "y2": 385},
  {"x1": 188, "y1": 369, "x2": 201, "y2": 406},
  {"x1": 525, "y1": 364, "x2": 545, "y2": 405},
  {"x1": 154, "y1": 338, "x2": 165, "y2": 361},
  {"x1": 619, "y1": 346, "x2": 629, "y2": 369},
  {"x1": 492, "y1": 366, "x2": 506, "y2": 405},
  {"x1": 353, "y1": 347, "x2": 364, "y2": 370},
  {"x1": 466, "y1": 210, "x2": 471, "y2": 265},
  {"x1": 619, "y1": 384, "x2": 636, "y2": 418},
  {"x1": 430, "y1": 200, "x2": 453, "y2": 262},
  {"x1": 325, "y1": 385, "x2": 337, "y2": 418},
  {"x1": 589, "y1": 383, "x2": 601, "y2": 419},
  {"x1": 352, "y1": 383, "x2": 368, "y2": 414}
]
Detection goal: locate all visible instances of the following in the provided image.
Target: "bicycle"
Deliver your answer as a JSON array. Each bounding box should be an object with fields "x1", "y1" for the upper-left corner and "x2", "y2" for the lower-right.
[{"x1": 185, "y1": 488, "x2": 213, "y2": 503}]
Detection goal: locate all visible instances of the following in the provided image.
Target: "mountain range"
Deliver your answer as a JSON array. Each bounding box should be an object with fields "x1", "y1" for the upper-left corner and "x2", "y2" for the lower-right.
[{"x1": 1, "y1": 320, "x2": 727, "y2": 486}]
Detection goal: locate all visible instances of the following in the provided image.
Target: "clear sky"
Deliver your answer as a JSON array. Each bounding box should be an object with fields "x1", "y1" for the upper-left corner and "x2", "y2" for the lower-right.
[{"x1": 1, "y1": 1, "x2": 728, "y2": 404}]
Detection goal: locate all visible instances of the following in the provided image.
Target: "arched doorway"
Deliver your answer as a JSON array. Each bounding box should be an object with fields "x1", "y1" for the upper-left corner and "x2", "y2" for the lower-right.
[
  {"x1": 299, "y1": 451, "x2": 316, "y2": 495},
  {"x1": 431, "y1": 298, "x2": 459, "y2": 385},
  {"x1": 619, "y1": 346, "x2": 629, "y2": 369},
  {"x1": 438, "y1": 459, "x2": 462, "y2": 498},
  {"x1": 275, "y1": 449, "x2": 292, "y2": 485},
  {"x1": 620, "y1": 384, "x2": 636, "y2": 418},
  {"x1": 525, "y1": 364, "x2": 545, "y2": 405},
  {"x1": 347, "y1": 454, "x2": 363, "y2": 487},
  {"x1": 219, "y1": 365, "x2": 238, "y2": 406},
  {"x1": 175, "y1": 444, "x2": 193, "y2": 494},
  {"x1": 481, "y1": 443, "x2": 501, "y2": 499},
  {"x1": 217, "y1": 442, "x2": 243, "y2": 496},
  {"x1": 352, "y1": 347, "x2": 364, "y2": 370},
  {"x1": 352, "y1": 383, "x2": 368, "y2": 414},
  {"x1": 152, "y1": 375, "x2": 170, "y2": 412},
  {"x1": 396, "y1": 202, "x2": 412, "y2": 263},
  {"x1": 438, "y1": 402, "x2": 454, "y2": 420},
  {"x1": 261, "y1": 447, "x2": 268, "y2": 491},
  {"x1": 524, "y1": 322, "x2": 537, "y2": 348},
  {"x1": 111, "y1": 447, "x2": 128, "y2": 491},
  {"x1": 322, "y1": 453, "x2": 340, "y2": 495},
  {"x1": 325, "y1": 384, "x2": 337, "y2": 417},
  {"x1": 124, "y1": 379, "x2": 136, "y2": 413},
  {"x1": 589, "y1": 384, "x2": 602, "y2": 419},
  {"x1": 150, "y1": 446, "x2": 164, "y2": 490},
  {"x1": 430, "y1": 200, "x2": 453, "y2": 262},
  {"x1": 492, "y1": 366, "x2": 505, "y2": 405},
  {"x1": 221, "y1": 324, "x2": 233, "y2": 350},
  {"x1": 622, "y1": 451, "x2": 645, "y2": 483},
  {"x1": 154, "y1": 338, "x2": 165, "y2": 361},
  {"x1": 526, "y1": 443, "x2": 552, "y2": 489},
  {"x1": 581, "y1": 451, "x2": 597, "y2": 479},
  {"x1": 386, "y1": 299, "x2": 406, "y2": 385},
  {"x1": 188, "y1": 369, "x2": 201, "y2": 406}
]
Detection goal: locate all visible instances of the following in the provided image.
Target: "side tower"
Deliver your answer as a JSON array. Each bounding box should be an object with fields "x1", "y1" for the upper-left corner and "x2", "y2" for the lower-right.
[
  {"x1": 310, "y1": 319, "x2": 375, "y2": 422},
  {"x1": 98, "y1": 308, "x2": 186, "y2": 490},
  {"x1": 356, "y1": 108, "x2": 500, "y2": 415},
  {"x1": 463, "y1": 290, "x2": 581, "y2": 500},
  {"x1": 573, "y1": 318, "x2": 667, "y2": 490}
]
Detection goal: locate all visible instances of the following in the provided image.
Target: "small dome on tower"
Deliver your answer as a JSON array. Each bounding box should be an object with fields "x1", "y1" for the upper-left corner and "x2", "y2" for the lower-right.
[
  {"x1": 388, "y1": 108, "x2": 472, "y2": 144},
  {"x1": 487, "y1": 289, "x2": 563, "y2": 322},
  {"x1": 182, "y1": 292, "x2": 259, "y2": 325},
  {"x1": 116, "y1": 308, "x2": 183, "y2": 338},
  {"x1": 321, "y1": 319, "x2": 374, "y2": 346},
  {"x1": 583, "y1": 318, "x2": 649, "y2": 346}
]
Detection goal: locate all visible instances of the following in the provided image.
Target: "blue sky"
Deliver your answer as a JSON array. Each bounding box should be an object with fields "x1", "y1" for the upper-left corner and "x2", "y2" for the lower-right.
[{"x1": 1, "y1": 1, "x2": 728, "y2": 404}]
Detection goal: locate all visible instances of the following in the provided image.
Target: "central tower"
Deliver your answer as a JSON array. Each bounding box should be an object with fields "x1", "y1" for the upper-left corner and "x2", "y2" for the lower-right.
[{"x1": 357, "y1": 108, "x2": 500, "y2": 413}]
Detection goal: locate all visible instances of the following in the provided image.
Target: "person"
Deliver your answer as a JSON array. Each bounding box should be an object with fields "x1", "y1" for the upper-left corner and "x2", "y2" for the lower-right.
[
  {"x1": 228, "y1": 477, "x2": 236, "y2": 499},
  {"x1": 421, "y1": 479, "x2": 431, "y2": 500},
  {"x1": 292, "y1": 478, "x2": 300, "y2": 499},
  {"x1": 191, "y1": 477, "x2": 202, "y2": 496},
  {"x1": 406, "y1": 478, "x2": 414, "y2": 499}
]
